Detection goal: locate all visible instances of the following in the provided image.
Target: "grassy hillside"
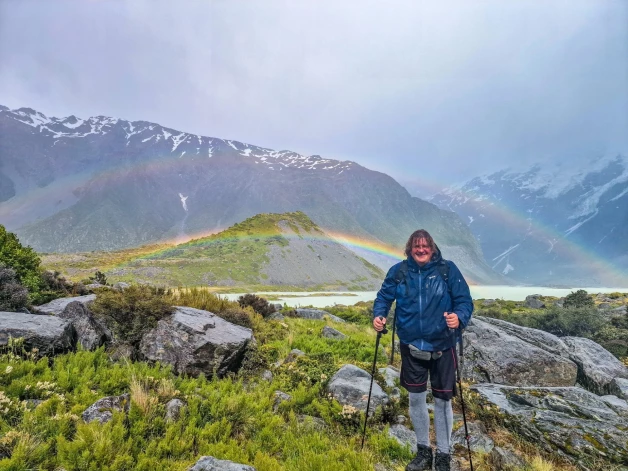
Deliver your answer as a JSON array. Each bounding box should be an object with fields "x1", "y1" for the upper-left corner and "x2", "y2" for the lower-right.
[
  {"x1": 40, "y1": 212, "x2": 384, "y2": 290},
  {"x1": 0, "y1": 294, "x2": 583, "y2": 471}
]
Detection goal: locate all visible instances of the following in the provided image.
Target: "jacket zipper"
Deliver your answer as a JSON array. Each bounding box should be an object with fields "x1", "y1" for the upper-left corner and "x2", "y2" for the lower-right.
[{"x1": 418, "y1": 269, "x2": 423, "y2": 350}]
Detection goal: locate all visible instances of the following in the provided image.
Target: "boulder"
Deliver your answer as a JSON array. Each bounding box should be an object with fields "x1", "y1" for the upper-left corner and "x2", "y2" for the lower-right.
[
  {"x1": 388, "y1": 424, "x2": 417, "y2": 450},
  {"x1": 562, "y1": 336, "x2": 628, "y2": 395},
  {"x1": 327, "y1": 364, "x2": 388, "y2": 413},
  {"x1": 188, "y1": 456, "x2": 256, "y2": 471},
  {"x1": 490, "y1": 447, "x2": 526, "y2": 470},
  {"x1": 524, "y1": 295, "x2": 545, "y2": 309},
  {"x1": 462, "y1": 318, "x2": 577, "y2": 387},
  {"x1": 481, "y1": 299, "x2": 496, "y2": 306},
  {"x1": 451, "y1": 421, "x2": 493, "y2": 454},
  {"x1": 378, "y1": 366, "x2": 400, "y2": 388},
  {"x1": 165, "y1": 398, "x2": 185, "y2": 422},
  {"x1": 284, "y1": 349, "x2": 305, "y2": 363},
  {"x1": 82, "y1": 393, "x2": 130, "y2": 424},
  {"x1": 0, "y1": 311, "x2": 75, "y2": 355},
  {"x1": 112, "y1": 282, "x2": 130, "y2": 291},
  {"x1": 266, "y1": 312, "x2": 285, "y2": 321},
  {"x1": 273, "y1": 391, "x2": 291, "y2": 412},
  {"x1": 476, "y1": 316, "x2": 571, "y2": 358},
  {"x1": 471, "y1": 383, "x2": 628, "y2": 465},
  {"x1": 321, "y1": 326, "x2": 346, "y2": 340},
  {"x1": 139, "y1": 307, "x2": 254, "y2": 377},
  {"x1": 57, "y1": 301, "x2": 111, "y2": 350},
  {"x1": 609, "y1": 377, "x2": 628, "y2": 400},
  {"x1": 295, "y1": 308, "x2": 345, "y2": 323},
  {"x1": 33, "y1": 294, "x2": 96, "y2": 315}
]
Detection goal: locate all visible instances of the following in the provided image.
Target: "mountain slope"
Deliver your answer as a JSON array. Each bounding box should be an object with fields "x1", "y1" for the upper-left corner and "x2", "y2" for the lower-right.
[
  {"x1": 42, "y1": 212, "x2": 385, "y2": 289},
  {"x1": 429, "y1": 155, "x2": 628, "y2": 286},
  {"x1": 1, "y1": 105, "x2": 505, "y2": 284}
]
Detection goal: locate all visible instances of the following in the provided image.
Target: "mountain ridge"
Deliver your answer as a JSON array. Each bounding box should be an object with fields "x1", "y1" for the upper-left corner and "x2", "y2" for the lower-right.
[{"x1": 1, "y1": 105, "x2": 506, "y2": 284}]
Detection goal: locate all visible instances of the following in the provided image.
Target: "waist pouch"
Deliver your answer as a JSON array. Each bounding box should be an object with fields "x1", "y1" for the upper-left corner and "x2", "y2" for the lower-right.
[{"x1": 408, "y1": 344, "x2": 443, "y2": 360}]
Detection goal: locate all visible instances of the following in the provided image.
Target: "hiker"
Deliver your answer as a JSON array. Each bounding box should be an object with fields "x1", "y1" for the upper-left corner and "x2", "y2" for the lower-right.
[{"x1": 373, "y1": 229, "x2": 473, "y2": 471}]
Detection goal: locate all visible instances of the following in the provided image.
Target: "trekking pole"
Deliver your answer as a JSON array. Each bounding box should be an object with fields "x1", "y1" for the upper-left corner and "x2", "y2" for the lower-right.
[
  {"x1": 451, "y1": 327, "x2": 474, "y2": 471},
  {"x1": 389, "y1": 312, "x2": 396, "y2": 365},
  {"x1": 361, "y1": 317, "x2": 388, "y2": 450}
]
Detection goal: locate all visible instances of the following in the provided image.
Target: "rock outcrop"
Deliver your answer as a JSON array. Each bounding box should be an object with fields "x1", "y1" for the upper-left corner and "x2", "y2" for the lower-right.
[
  {"x1": 0, "y1": 311, "x2": 75, "y2": 355},
  {"x1": 56, "y1": 301, "x2": 111, "y2": 350},
  {"x1": 33, "y1": 294, "x2": 96, "y2": 315},
  {"x1": 471, "y1": 384, "x2": 628, "y2": 465},
  {"x1": 295, "y1": 308, "x2": 345, "y2": 323},
  {"x1": 326, "y1": 364, "x2": 388, "y2": 413},
  {"x1": 188, "y1": 456, "x2": 256, "y2": 471},
  {"x1": 139, "y1": 307, "x2": 254, "y2": 377},
  {"x1": 82, "y1": 393, "x2": 131, "y2": 424},
  {"x1": 462, "y1": 318, "x2": 578, "y2": 387}
]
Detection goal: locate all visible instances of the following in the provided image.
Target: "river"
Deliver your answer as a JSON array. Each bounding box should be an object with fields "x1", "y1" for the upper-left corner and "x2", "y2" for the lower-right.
[{"x1": 222, "y1": 285, "x2": 627, "y2": 308}]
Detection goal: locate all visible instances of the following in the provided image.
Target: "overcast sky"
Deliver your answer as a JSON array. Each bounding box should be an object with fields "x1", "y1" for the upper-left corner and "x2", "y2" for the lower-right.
[{"x1": 1, "y1": 0, "x2": 626, "y2": 194}]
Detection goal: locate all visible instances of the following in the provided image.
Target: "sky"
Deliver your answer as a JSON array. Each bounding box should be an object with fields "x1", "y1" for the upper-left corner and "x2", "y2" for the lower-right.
[{"x1": 1, "y1": 0, "x2": 626, "y2": 195}]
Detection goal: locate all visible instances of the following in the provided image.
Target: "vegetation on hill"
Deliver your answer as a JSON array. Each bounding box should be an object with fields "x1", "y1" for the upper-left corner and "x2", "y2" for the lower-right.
[
  {"x1": 39, "y1": 212, "x2": 383, "y2": 290},
  {"x1": 0, "y1": 224, "x2": 84, "y2": 306},
  {"x1": 1, "y1": 291, "x2": 581, "y2": 471}
]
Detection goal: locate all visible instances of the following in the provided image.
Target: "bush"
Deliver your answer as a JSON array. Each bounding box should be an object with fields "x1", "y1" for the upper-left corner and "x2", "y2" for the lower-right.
[
  {"x1": 90, "y1": 285, "x2": 175, "y2": 347},
  {"x1": 0, "y1": 265, "x2": 29, "y2": 311},
  {"x1": 563, "y1": 289, "x2": 594, "y2": 308},
  {"x1": 238, "y1": 293, "x2": 276, "y2": 318},
  {"x1": 0, "y1": 225, "x2": 41, "y2": 294},
  {"x1": 215, "y1": 307, "x2": 254, "y2": 328},
  {"x1": 534, "y1": 306, "x2": 604, "y2": 337}
]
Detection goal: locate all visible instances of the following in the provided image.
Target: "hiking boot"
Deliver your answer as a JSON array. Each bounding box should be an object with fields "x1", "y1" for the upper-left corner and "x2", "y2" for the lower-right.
[
  {"x1": 405, "y1": 444, "x2": 433, "y2": 471},
  {"x1": 434, "y1": 451, "x2": 450, "y2": 471}
]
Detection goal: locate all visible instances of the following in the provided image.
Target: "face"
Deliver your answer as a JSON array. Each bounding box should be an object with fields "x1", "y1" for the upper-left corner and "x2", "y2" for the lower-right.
[{"x1": 411, "y1": 238, "x2": 434, "y2": 266}]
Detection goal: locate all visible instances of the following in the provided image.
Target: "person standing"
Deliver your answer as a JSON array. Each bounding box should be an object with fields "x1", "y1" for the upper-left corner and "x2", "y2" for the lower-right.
[{"x1": 373, "y1": 229, "x2": 473, "y2": 471}]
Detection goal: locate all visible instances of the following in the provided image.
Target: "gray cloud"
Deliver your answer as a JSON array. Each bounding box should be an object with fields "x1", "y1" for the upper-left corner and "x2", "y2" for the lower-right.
[{"x1": 1, "y1": 0, "x2": 626, "y2": 192}]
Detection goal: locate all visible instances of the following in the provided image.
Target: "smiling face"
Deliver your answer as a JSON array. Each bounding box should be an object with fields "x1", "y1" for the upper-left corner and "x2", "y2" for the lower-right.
[{"x1": 411, "y1": 237, "x2": 434, "y2": 266}]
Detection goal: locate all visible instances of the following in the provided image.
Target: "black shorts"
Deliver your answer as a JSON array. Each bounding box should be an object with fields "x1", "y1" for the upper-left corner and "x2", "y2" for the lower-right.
[{"x1": 399, "y1": 343, "x2": 457, "y2": 400}]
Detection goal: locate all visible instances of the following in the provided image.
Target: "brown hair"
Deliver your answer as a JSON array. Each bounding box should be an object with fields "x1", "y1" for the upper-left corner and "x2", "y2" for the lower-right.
[{"x1": 404, "y1": 229, "x2": 437, "y2": 258}]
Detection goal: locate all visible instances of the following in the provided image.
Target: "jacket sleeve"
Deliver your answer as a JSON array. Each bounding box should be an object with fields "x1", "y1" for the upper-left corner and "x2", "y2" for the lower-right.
[
  {"x1": 448, "y1": 261, "x2": 474, "y2": 328},
  {"x1": 372, "y1": 264, "x2": 399, "y2": 319}
]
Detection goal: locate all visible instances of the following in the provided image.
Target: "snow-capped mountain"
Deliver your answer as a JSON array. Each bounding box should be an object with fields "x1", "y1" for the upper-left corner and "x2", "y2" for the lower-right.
[
  {"x1": 429, "y1": 155, "x2": 628, "y2": 287},
  {"x1": 0, "y1": 105, "x2": 507, "y2": 284}
]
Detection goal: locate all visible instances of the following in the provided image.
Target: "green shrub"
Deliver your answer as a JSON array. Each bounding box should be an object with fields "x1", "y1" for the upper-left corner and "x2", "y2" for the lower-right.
[
  {"x1": 238, "y1": 293, "x2": 276, "y2": 318},
  {"x1": 215, "y1": 307, "x2": 254, "y2": 328},
  {"x1": 0, "y1": 265, "x2": 29, "y2": 312},
  {"x1": 90, "y1": 285, "x2": 175, "y2": 347},
  {"x1": 0, "y1": 225, "x2": 41, "y2": 295},
  {"x1": 535, "y1": 306, "x2": 604, "y2": 337},
  {"x1": 169, "y1": 287, "x2": 238, "y2": 313},
  {"x1": 563, "y1": 289, "x2": 594, "y2": 308}
]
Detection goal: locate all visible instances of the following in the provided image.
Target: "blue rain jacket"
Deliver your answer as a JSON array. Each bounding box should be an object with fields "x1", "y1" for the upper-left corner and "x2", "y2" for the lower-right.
[{"x1": 373, "y1": 251, "x2": 473, "y2": 351}]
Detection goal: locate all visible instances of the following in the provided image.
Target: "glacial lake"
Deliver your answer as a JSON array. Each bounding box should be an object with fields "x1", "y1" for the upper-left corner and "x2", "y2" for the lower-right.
[{"x1": 223, "y1": 286, "x2": 628, "y2": 308}]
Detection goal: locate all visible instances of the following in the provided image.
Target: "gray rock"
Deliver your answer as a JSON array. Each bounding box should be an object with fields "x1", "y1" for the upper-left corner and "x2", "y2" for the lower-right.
[
  {"x1": 295, "y1": 308, "x2": 345, "y2": 323},
  {"x1": 395, "y1": 415, "x2": 407, "y2": 425},
  {"x1": 327, "y1": 364, "x2": 388, "y2": 413},
  {"x1": 108, "y1": 342, "x2": 136, "y2": 361},
  {"x1": 599, "y1": 395, "x2": 628, "y2": 417},
  {"x1": 260, "y1": 370, "x2": 273, "y2": 382},
  {"x1": 462, "y1": 318, "x2": 577, "y2": 387},
  {"x1": 165, "y1": 398, "x2": 185, "y2": 422},
  {"x1": 284, "y1": 349, "x2": 305, "y2": 363},
  {"x1": 471, "y1": 383, "x2": 628, "y2": 464},
  {"x1": 321, "y1": 326, "x2": 347, "y2": 340},
  {"x1": 598, "y1": 302, "x2": 612, "y2": 310},
  {"x1": 188, "y1": 456, "x2": 256, "y2": 471},
  {"x1": 139, "y1": 307, "x2": 254, "y2": 377},
  {"x1": 33, "y1": 294, "x2": 96, "y2": 315},
  {"x1": 562, "y1": 336, "x2": 628, "y2": 395},
  {"x1": 490, "y1": 447, "x2": 526, "y2": 470},
  {"x1": 266, "y1": 312, "x2": 285, "y2": 321},
  {"x1": 524, "y1": 295, "x2": 545, "y2": 309},
  {"x1": 272, "y1": 303, "x2": 283, "y2": 310},
  {"x1": 112, "y1": 282, "x2": 130, "y2": 291},
  {"x1": 84, "y1": 283, "x2": 107, "y2": 291},
  {"x1": 57, "y1": 301, "x2": 111, "y2": 350},
  {"x1": 0, "y1": 311, "x2": 75, "y2": 356},
  {"x1": 378, "y1": 366, "x2": 400, "y2": 388},
  {"x1": 82, "y1": 393, "x2": 130, "y2": 424},
  {"x1": 481, "y1": 299, "x2": 496, "y2": 306},
  {"x1": 610, "y1": 377, "x2": 628, "y2": 400},
  {"x1": 451, "y1": 421, "x2": 494, "y2": 454},
  {"x1": 273, "y1": 390, "x2": 291, "y2": 412},
  {"x1": 388, "y1": 424, "x2": 417, "y2": 450}
]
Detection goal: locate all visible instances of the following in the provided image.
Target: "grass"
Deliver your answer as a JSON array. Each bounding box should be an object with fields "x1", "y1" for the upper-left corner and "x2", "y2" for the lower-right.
[{"x1": 3, "y1": 293, "x2": 624, "y2": 470}]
